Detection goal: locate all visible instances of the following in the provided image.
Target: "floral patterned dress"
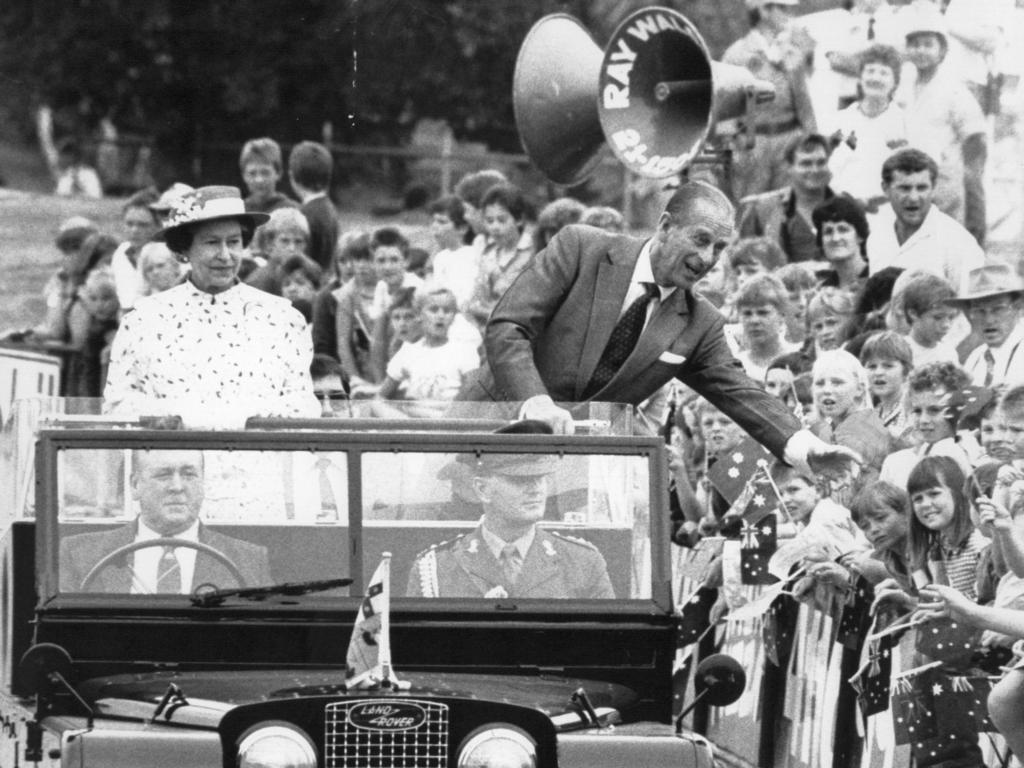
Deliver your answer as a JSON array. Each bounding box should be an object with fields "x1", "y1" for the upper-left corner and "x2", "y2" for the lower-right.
[{"x1": 104, "y1": 280, "x2": 319, "y2": 425}]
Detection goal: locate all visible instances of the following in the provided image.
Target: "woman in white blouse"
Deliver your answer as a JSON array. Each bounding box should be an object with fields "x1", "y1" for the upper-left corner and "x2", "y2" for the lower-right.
[
  {"x1": 104, "y1": 185, "x2": 320, "y2": 426},
  {"x1": 825, "y1": 44, "x2": 907, "y2": 208}
]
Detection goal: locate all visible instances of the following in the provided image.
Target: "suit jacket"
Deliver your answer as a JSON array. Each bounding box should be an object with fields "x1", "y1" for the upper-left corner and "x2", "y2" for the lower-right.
[
  {"x1": 466, "y1": 224, "x2": 801, "y2": 459},
  {"x1": 301, "y1": 196, "x2": 341, "y2": 272},
  {"x1": 59, "y1": 522, "x2": 273, "y2": 593},
  {"x1": 406, "y1": 525, "x2": 614, "y2": 599}
]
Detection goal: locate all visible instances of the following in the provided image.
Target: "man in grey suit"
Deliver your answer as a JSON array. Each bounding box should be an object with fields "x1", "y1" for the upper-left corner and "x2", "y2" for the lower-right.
[
  {"x1": 462, "y1": 181, "x2": 858, "y2": 478},
  {"x1": 60, "y1": 449, "x2": 272, "y2": 593},
  {"x1": 408, "y1": 422, "x2": 614, "y2": 599}
]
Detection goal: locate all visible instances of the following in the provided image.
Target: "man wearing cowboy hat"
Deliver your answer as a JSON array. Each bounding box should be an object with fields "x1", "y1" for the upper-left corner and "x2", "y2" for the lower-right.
[
  {"x1": 104, "y1": 185, "x2": 320, "y2": 427},
  {"x1": 949, "y1": 263, "x2": 1024, "y2": 390},
  {"x1": 407, "y1": 421, "x2": 614, "y2": 599}
]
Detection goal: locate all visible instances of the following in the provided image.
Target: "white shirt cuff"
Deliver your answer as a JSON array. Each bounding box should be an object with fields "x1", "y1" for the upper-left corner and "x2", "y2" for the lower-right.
[{"x1": 783, "y1": 429, "x2": 818, "y2": 470}]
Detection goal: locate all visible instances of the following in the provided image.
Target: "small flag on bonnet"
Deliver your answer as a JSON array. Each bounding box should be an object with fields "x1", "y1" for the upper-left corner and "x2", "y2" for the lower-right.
[{"x1": 345, "y1": 552, "x2": 407, "y2": 690}]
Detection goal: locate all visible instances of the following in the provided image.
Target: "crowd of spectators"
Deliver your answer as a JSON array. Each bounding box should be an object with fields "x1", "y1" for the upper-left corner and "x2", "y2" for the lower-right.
[{"x1": 4, "y1": 1, "x2": 1024, "y2": 762}]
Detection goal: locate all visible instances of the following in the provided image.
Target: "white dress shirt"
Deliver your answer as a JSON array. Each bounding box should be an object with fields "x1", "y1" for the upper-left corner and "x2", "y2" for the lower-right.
[
  {"x1": 963, "y1": 322, "x2": 1024, "y2": 389},
  {"x1": 132, "y1": 519, "x2": 199, "y2": 594}
]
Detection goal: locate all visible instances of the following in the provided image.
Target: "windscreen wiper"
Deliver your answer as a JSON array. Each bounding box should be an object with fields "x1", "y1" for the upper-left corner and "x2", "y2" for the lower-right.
[{"x1": 190, "y1": 577, "x2": 353, "y2": 607}]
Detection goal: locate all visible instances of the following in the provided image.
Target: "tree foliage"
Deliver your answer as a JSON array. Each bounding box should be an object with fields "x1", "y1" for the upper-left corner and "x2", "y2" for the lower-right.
[{"x1": 0, "y1": 0, "x2": 593, "y2": 168}]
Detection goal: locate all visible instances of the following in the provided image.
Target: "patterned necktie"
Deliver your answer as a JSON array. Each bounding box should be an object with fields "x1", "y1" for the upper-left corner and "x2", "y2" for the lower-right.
[
  {"x1": 156, "y1": 546, "x2": 181, "y2": 594},
  {"x1": 867, "y1": 15, "x2": 875, "y2": 40},
  {"x1": 500, "y1": 544, "x2": 523, "y2": 586},
  {"x1": 983, "y1": 348, "x2": 996, "y2": 388},
  {"x1": 316, "y1": 458, "x2": 338, "y2": 519},
  {"x1": 585, "y1": 282, "x2": 659, "y2": 398}
]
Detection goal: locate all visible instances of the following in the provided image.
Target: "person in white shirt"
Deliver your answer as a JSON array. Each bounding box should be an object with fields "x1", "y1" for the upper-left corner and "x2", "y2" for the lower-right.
[
  {"x1": 427, "y1": 195, "x2": 479, "y2": 311},
  {"x1": 947, "y1": 263, "x2": 1024, "y2": 389},
  {"x1": 866, "y1": 148, "x2": 983, "y2": 291},
  {"x1": 879, "y1": 361, "x2": 976, "y2": 489},
  {"x1": 895, "y1": 5, "x2": 988, "y2": 241},
  {"x1": 899, "y1": 272, "x2": 960, "y2": 366}
]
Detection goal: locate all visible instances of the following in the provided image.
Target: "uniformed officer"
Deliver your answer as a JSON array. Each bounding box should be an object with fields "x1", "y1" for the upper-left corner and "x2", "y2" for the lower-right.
[{"x1": 406, "y1": 422, "x2": 615, "y2": 599}]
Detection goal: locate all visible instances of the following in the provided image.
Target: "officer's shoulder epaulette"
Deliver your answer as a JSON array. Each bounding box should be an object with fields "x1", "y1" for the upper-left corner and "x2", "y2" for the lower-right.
[
  {"x1": 413, "y1": 532, "x2": 467, "y2": 560},
  {"x1": 549, "y1": 530, "x2": 600, "y2": 552}
]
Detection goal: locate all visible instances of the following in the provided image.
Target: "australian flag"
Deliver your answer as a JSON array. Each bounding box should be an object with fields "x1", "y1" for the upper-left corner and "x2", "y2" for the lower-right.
[
  {"x1": 676, "y1": 585, "x2": 719, "y2": 647},
  {"x1": 762, "y1": 590, "x2": 798, "y2": 667},
  {"x1": 345, "y1": 554, "x2": 392, "y2": 689},
  {"x1": 851, "y1": 634, "x2": 893, "y2": 717},
  {"x1": 707, "y1": 435, "x2": 775, "y2": 505},
  {"x1": 836, "y1": 575, "x2": 874, "y2": 651},
  {"x1": 741, "y1": 514, "x2": 778, "y2": 585},
  {"x1": 915, "y1": 617, "x2": 980, "y2": 667}
]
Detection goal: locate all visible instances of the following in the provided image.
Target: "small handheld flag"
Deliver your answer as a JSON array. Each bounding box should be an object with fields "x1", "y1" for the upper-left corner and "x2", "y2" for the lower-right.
[{"x1": 345, "y1": 552, "x2": 407, "y2": 690}]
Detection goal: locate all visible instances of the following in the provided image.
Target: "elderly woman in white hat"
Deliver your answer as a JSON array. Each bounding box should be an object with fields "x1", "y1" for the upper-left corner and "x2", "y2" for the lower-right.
[{"x1": 104, "y1": 185, "x2": 320, "y2": 425}]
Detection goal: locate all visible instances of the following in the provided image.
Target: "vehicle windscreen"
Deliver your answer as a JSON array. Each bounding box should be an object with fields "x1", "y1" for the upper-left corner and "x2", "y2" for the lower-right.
[{"x1": 52, "y1": 443, "x2": 655, "y2": 602}]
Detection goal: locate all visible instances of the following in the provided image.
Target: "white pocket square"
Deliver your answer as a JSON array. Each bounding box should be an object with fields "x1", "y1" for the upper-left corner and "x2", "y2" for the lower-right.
[{"x1": 658, "y1": 351, "x2": 686, "y2": 365}]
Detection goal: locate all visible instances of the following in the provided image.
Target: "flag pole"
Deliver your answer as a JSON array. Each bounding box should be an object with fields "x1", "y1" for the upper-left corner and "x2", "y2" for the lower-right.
[{"x1": 379, "y1": 551, "x2": 393, "y2": 686}]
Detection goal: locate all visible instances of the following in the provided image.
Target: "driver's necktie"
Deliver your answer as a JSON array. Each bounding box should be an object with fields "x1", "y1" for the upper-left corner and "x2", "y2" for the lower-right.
[
  {"x1": 157, "y1": 546, "x2": 181, "y2": 594},
  {"x1": 500, "y1": 544, "x2": 523, "y2": 587}
]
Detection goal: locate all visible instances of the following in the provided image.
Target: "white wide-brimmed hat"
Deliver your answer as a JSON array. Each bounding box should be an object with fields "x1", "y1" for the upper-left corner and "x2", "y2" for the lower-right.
[
  {"x1": 945, "y1": 263, "x2": 1024, "y2": 307},
  {"x1": 157, "y1": 185, "x2": 269, "y2": 240}
]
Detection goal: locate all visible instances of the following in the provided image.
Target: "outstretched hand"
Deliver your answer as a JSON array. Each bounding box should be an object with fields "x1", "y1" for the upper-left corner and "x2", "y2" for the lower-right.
[
  {"x1": 806, "y1": 442, "x2": 863, "y2": 493},
  {"x1": 915, "y1": 584, "x2": 977, "y2": 626}
]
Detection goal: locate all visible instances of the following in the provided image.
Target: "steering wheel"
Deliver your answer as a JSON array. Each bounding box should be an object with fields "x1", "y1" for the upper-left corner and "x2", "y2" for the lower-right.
[{"x1": 80, "y1": 537, "x2": 247, "y2": 593}]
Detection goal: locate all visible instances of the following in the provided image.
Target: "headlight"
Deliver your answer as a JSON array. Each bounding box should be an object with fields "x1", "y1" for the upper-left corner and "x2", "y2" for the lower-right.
[
  {"x1": 237, "y1": 723, "x2": 317, "y2": 768},
  {"x1": 458, "y1": 726, "x2": 537, "y2": 768}
]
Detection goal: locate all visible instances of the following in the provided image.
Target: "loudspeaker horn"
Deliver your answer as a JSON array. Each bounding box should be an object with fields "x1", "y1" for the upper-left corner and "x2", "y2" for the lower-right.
[{"x1": 513, "y1": 6, "x2": 775, "y2": 185}]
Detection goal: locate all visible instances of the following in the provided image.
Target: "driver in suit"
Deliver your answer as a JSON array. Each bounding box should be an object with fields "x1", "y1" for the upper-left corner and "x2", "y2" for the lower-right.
[
  {"x1": 60, "y1": 449, "x2": 272, "y2": 593},
  {"x1": 407, "y1": 421, "x2": 614, "y2": 599}
]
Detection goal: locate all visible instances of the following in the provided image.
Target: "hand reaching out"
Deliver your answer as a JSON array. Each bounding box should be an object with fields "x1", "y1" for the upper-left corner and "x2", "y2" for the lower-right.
[{"x1": 915, "y1": 584, "x2": 977, "y2": 626}]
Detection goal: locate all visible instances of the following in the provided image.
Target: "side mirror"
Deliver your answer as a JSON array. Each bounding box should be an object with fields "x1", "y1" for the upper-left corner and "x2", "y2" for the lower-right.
[
  {"x1": 694, "y1": 653, "x2": 746, "y2": 707},
  {"x1": 18, "y1": 643, "x2": 72, "y2": 695}
]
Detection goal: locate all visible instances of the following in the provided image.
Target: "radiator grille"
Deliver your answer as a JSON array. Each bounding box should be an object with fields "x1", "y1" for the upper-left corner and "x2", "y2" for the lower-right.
[{"x1": 324, "y1": 699, "x2": 449, "y2": 767}]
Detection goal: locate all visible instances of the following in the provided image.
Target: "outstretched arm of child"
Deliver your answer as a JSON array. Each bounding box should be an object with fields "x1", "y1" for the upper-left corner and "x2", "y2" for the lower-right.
[{"x1": 917, "y1": 584, "x2": 1024, "y2": 639}]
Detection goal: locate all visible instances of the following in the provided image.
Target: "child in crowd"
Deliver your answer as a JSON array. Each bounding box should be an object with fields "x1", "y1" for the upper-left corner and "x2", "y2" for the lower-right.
[
  {"x1": 808, "y1": 287, "x2": 854, "y2": 355},
  {"x1": 109, "y1": 188, "x2": 160, "y2": 311},
  {"x1": 775, "y1": 262, "x2": 817, "y2": 345},
  {"x1": 906, "y1": 456, "x2": 989, "y2": 600},
  {"x1": 453, "y1": 168, "x2": 509, "y2": 253},
  {"x1": 427, "y1": 195, "x2": 477, "y2": 310},
  {"x1": 368, "y1": 227, "x2": 422, "y2": 379},
  {"x1": 726, "y1": 237, "x2": 787, "y2": 291},
  {"x1": 731, "y1": 274, "x2": 799, "y2": 381},
  {"x1": 246, "y1": 208, "x2": 311, "y2": 295},
  {"x1": 281, "y1": 256, "x2": 323, "y2": 307},
  {"x1": 900, "y1": 272, "x2": 959, "y2": 366},
  {"x1": 859, "y1": 331, "x2": 913, "y2": 442},
  {"x1": 137, "y1": 242, "x2": 182, "y2": 296},
  {"x1": 288, "y1": 141, "x2": 339, "y2": 272},
  {"x1": 376, "y1": 285, "x2": 479, "y2": 404},
  {"x1": 466, "y1": 183, "x2": 535, "y2": 330},
  {"x1": 809, "y1": 349, "x2": 892, "y2": 477},
  {"x1": 65, "y1": 266, "x2": 120, "y2": 398},
  {"x1": 848, "y1": 481, "x2": 913, "y2": 589},
  {"x1": 331, "y1": 232, "x2": 378, "y2": 387},
  {"x1": 384, "y1": 288, "x2": 420, "y2": 362},
  {"x1": 879, "y1": 361, "x2": 976, "y2": 488},
  {"x1": 772, "y1": 461, "x2": 869, "y2": 607},
  {"x1": 979, "y1": 393, "x2": 1014, "y2": 465},
  {"x1": 239, "y1": 137, "x2": 298, "y2": 214}
]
